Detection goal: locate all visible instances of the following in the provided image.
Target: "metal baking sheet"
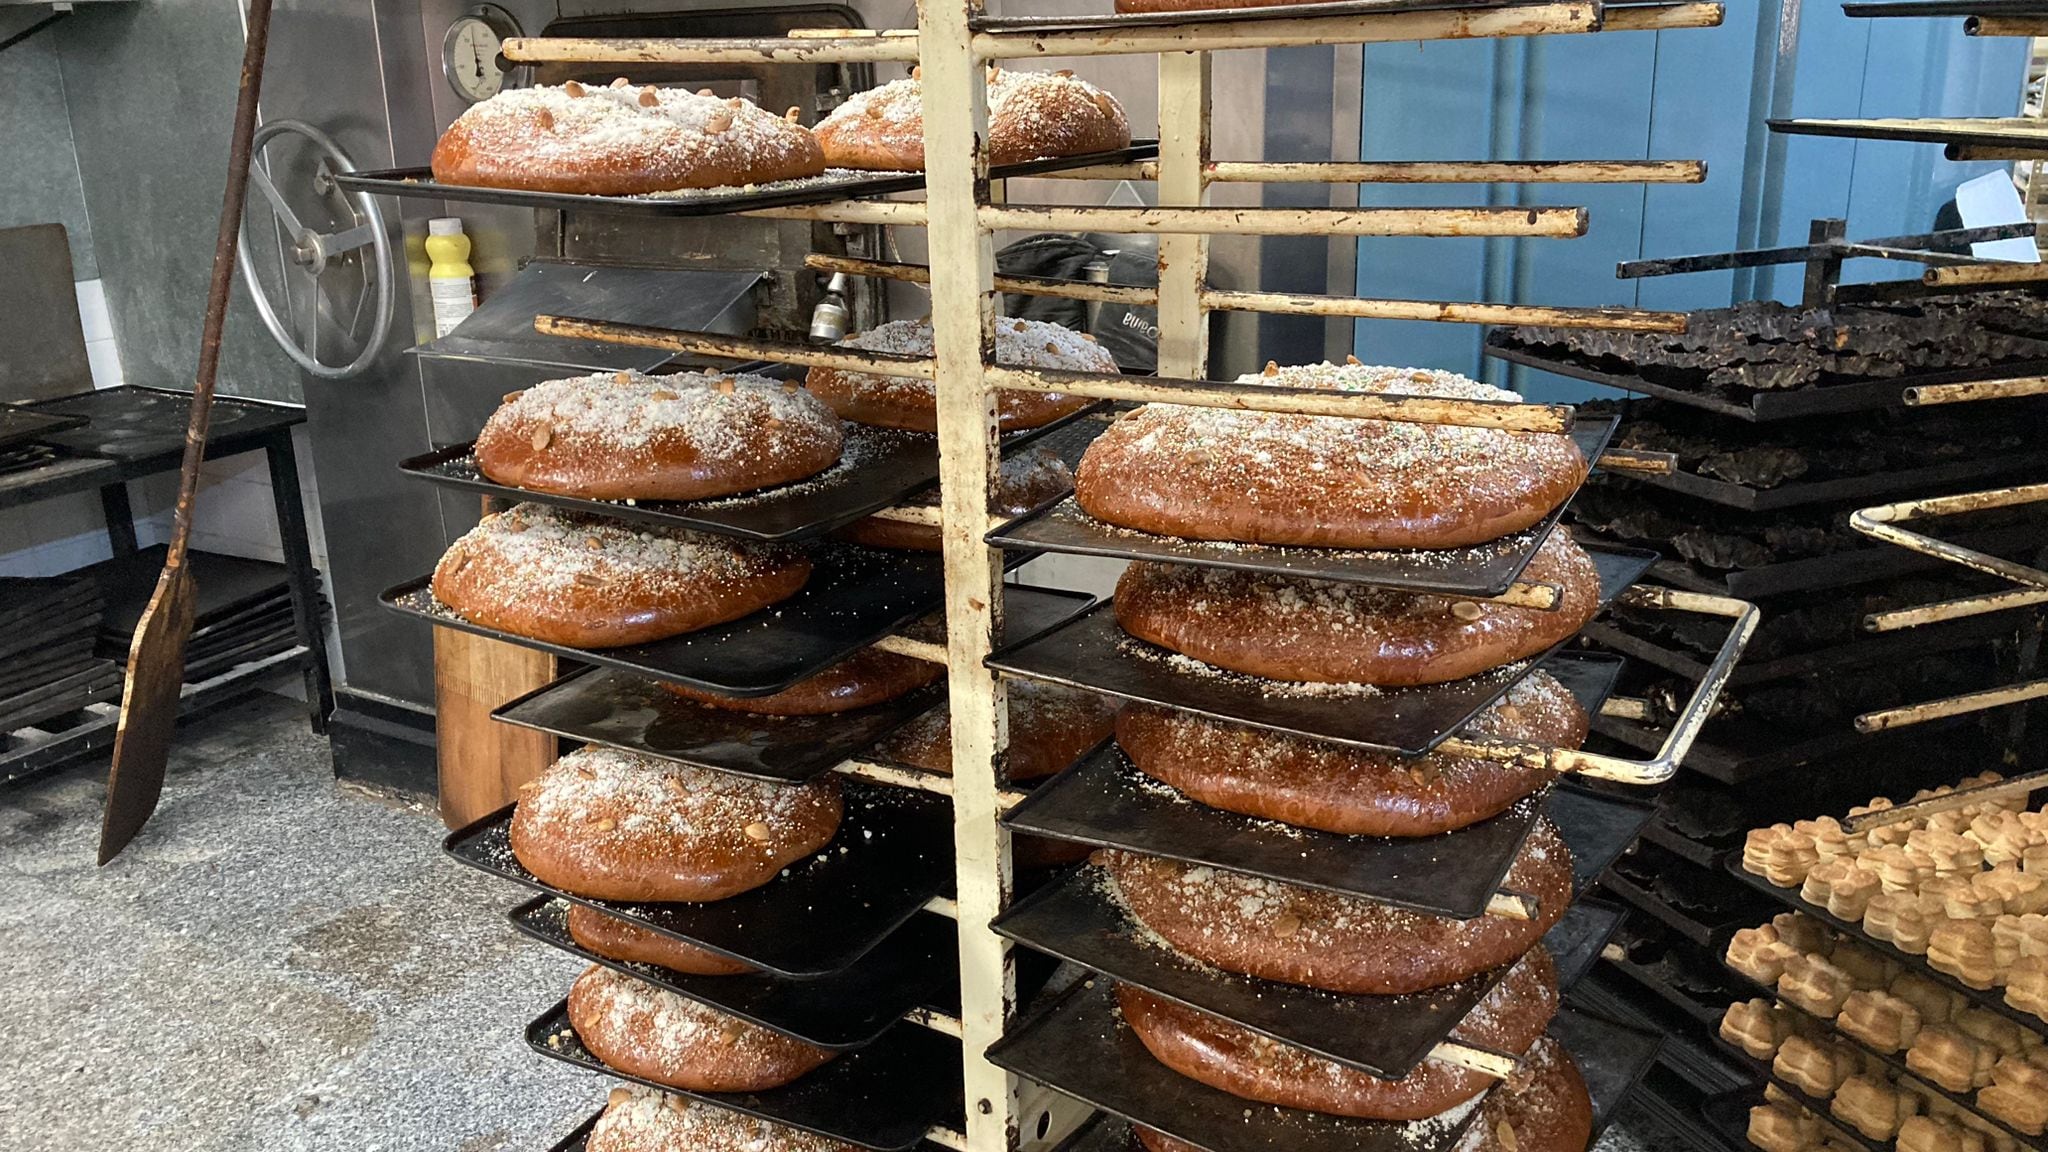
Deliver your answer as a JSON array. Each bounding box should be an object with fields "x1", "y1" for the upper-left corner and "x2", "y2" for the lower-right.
[
  {"x1": 1549, "y1": 898, "x2": 1628, "y2": 991},
  {"x1": 1772, "y1": 116, "x2": 2048, "y2": 150},
  {"x1": 1616, "y1": 443, "x2": 2048, "y2": 513},
  {"x1": 0, "y1": 405, "x2": 86, "y2": 452},
  {"x1": 337, "y1": 142, "x2": 1160, "y2": 219},
  {"x1": 985, "y1": 544, "x2": 1655, "y2": 755},
  {"x1": 1724, "y1": 856, "x2": 2048, "y2": 1036},
  {"x1": 1001, "y1": 650, "x2": 1623, "y2": 916},
  {"x1": 989, "y1": 862, "x2": 1515, "y2": 1079},
  {"x1": 24, "y1": 385, "x2": 303, "y2": 460},
  {"x1": 1708, "y1": 1037, "x2": 1884, "y2": 1152},
  {"x1": 545, "y1": 1108, "x2": 960, "y2": 1152},
  {"x1": 985, "y1": 417, "x2": 1616, "y2": 598},
  {"x1": 397, "y1": 405, "x2": 1106, "y2": 544},
  {"x1": 1571, "y1": 520, "x2": 2048, "y2": 601},
  {"x1": 508, "y1": 896, "x2": 956, "y2": 1050},
  {"x1": 442, "y1": 783, "x2": 952, "y2": 978},
  {"x1": 528, "y1": 1001, "x2": 963, "y2": 1152},
  {"x1": 382, "y1": 542, "x2": 1033, "y2": 698},
  {"x1": 987, "y1": 977, "x2": 1482, "y2": 1152},
  {"x1": 1488, "y1": 338, "x2": 2048, "y2": 423},
  {"x1": 1548, "y1": 785, "x2": 1659, "y2": 897},
  {"x1": 490, "y1": 585, "x2": 1095, "y2": 781}
]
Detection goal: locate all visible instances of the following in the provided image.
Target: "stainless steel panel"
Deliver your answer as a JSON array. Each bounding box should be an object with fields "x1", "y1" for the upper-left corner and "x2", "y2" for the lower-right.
[{"x1": 0, "y1": 36, "x2": 96, "y2": 278}]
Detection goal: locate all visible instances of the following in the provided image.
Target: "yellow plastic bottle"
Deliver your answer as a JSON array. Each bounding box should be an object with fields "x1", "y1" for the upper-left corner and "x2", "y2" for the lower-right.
[{"x1": 425, "y1": 217, "x2": 477, "y2": 337}]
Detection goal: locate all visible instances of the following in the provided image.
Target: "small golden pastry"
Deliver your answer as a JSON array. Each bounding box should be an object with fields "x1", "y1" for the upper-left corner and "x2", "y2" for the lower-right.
[
  {"x1": 1889, "y1": 897, "x2": 1937, "y2": 955},
  {"x1": 1952, "y1": 1007, "x2": 2026, "y2": 1057},
  {"x1": 1929, "y1": 810, "x2": 1975, "y2": 836},
  {"x1": 1835, "y1": 990, "x2": 1922, "y2": 1053},
  {"x1": 1994, "y1": 914, "x2": 2026, "y2": 976},
  {"x1": 1867, "y1": 846, "x2": 1931, "y2": 895},
  {"x1": 1890, "y1": 972, "x2": 1962, "y2": 1026},
  {"x1": 1728, "y1": 925, "x2": 1803, "y2": 987},
  {"x1": 1721, "y1": 998, "x2": 1798, "y2": 1060},
  {"x1": 1831, "y1": 1075, "x2": 1914, "y2": 1142},
  {"x1": 1829, "y1": 942, "x2": 1895, "y2": 991},
  {"x1": 1803, "y1": 858, "x2": 1858, "y2": 911},
  {"x1": 1981, "y1": 865, "x2": 2048, "y2": 916},
  {"x1": 1979, "y1": 1055, "x2": 2048, "y2": 1136},
  {"x1": 1766, "y1": 830, "x2": 1823, "y2": 888},
  {"x1": 1774, "y1": 913, "x2": 1833, "y2": 957},
  {"x1": 1899, "y1": 1115, "x2": 1969, "y2": 1152},
  {"x1": 1781, "y1": 954, "x2": 1858, "y2": 1019},
  {"x1": 1746, "y1": 825, "x2": 1791, "y2": 878},
  {"x1": 1946, "y1": 883, "x2": 2007, "y2": 923},
  {"x1": 2024, "y1": 842, "x2": 2048, "y2": 877},
  {"x1": 1827, "y1": 867, "x2": 1882, "y2": 922},
  {"x1": 1906, "y1": 1026, "x2": 1997, "y2": 1093},
  {"x1": 1864, "y1": 891, "x2": 1911, "y2": 947},
  {"x1": 1774, "y1": 1034, "x2": 1857, "y2": 1099},
  {"x1": 1912, "y1": 829, "x2": 1986, "y2": 876},
  {"x1": 2005, "y1": 955, "x2": 2048, "y2": 1021},
  {"x1": 1749, "y1": 1101, "x2": 1816, "y2": 1152},
  {"x1": 2017, "y1": 912, "x2": 2048, "y2": 960},
  {"x1": 1799, "y1": 817, "x2": 1853, "y2": 864},
  {"x1": 1928, "y1": 920, "x2": 2001, "y2": 990}
]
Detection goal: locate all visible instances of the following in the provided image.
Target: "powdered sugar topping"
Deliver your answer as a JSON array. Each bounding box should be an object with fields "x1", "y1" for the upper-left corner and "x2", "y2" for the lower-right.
[
  {"x1": 519, "y1": 745, "x2": 828, "y2": 850},
  {"x1": 435, "y1": 502, "x2": 796, "y2": 605},
  {"x1": 593, "y1": 1086, "x2": 856, "y2": 1152},
  {"x1": 486, "y1": 368, "x2": 840, "y2": 468}
]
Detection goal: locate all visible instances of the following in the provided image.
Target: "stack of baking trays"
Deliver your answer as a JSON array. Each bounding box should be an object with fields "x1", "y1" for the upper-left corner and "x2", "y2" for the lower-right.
[
  {"x1": 0, "y1": 574, "x2": 117, "y2": 735},
  {"x1": 83, "y1": 545, "x2": 330, "y2": 688},
  {"x1": 1488, "y1": 293, "x2": 2048, "y2": 1147},
  {"x1": 958, "y1": 358, "x2": 1745, "y2": 1152}
]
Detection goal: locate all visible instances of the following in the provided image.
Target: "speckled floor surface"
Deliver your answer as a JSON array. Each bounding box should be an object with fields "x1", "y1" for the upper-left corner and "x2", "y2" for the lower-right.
[
  {"x1": 0, "y1": 694, "x2": 596, "y2": 1152},
  {"x1": 0, "y1": 694, "x2": 1660, "y2": 1152}
]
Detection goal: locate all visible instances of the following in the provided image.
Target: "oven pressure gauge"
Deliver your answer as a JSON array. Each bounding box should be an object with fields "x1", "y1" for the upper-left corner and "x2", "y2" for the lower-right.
[{"x1": 442, "y1": 5, "x2": 522, "y2": 103}]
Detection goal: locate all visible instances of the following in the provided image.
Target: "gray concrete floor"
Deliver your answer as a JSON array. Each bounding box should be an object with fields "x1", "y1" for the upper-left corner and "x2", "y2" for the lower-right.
[
  {"x1": 0, "y1": 694, "x2": 597, "y2": 1152},
  {"x1": 0, "y1": 694, "x2": 1659, "y2": 1152}
]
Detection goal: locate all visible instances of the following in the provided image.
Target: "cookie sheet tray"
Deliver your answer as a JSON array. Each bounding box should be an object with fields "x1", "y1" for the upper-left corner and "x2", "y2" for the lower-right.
[
  {"x1": 443, "y1": 783, "x2": 951, "y2": 978},
  {"x1": 984, "y1": 416, "x2": 1618, "y2": 599},
  {"x1": 1000, "y1": 651, "x2": 1623, "y2": 918},
  {"x1": 382, "y1": 542, "x2": 1041, "y2": 698},
  {"x1": 984, "y1": 544, "x2": 1656, "y2": 755},
  {"x1": 398, "y1": 405, "x2": 1105, "y2": 544},
  {"x1": 1723, "y1": 856, "x2": 2048, "y2": 1035},
  {"x1": 508, "y1": 896, "x2": 956, "y2": 1050},
  {"x1": 336, "y1": 142, "x2": 1160, "y2": 219},
  {"x1": 528, "y1": 1000, "x2": 962, "y2": 1152},
  {"x1": 488, "y1": 585, "x2": 1094, "y2": 781}
]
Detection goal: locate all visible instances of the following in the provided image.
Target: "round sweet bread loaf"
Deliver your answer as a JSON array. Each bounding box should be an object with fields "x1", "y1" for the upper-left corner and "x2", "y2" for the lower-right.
[
  {"x1": 1132, "y1": 1035, "x2": 1592, "y2": 1152},
  {"x1": 431, "y1": 81, "x2": 827, "y2": 196},
  {"x1": 814, "y1": 67, "x2": 1131, "y2": 171},
  {"x1": 1098, "y1": 817, "x2": 1574, "y2": 994},
  {"x1": 1119, "y1": 946, "x2": 1559, "y2": 1121},
  {"x1": 661, "y1": 647, "x2": 941, "y2": 716},
  {"x1": 475, "y1": 369, "x2": 843, "y2": 502},
  {"x1": 1074, "y1": 361, "x2": 1585, "y2": 549},
  {"x1": 430, "y1": 502, "x2": 809, "y2": 649},
  {"x1": 567, "y1": 904, "x2": 754, "y2": 977},
  {"x1": 879, "y1": 680, "x2": 1117, "y2": 782},
  {"x1": 1113, "y1": 529, "x2": 1602, "y2": 686},
  {"x1": 807, "y1": 317, "x2": 1113, "y2": 433},
  {"x1": 841, "y1": 447, "x2": 1074, "y2": 551},
  {"x1": 510, "y1": 746, "x2": 842, "y2": 902},
  {"x1": 1115, "y1": 669, "x2": 1588, "y2": 837},
  {"x1": 567, "y1": 965, "x2": 835, "y2": 1092},
  {"x1": 590, "y1": 1087, "x2": 858, "y2": 1152}
]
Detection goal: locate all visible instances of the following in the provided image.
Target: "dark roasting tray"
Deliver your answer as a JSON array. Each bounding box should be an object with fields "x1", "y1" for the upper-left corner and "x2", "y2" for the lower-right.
[
  {"x1": 488, "y1": 585, "x2": 1093, "y2": 781},
  {"x1": 984, "y1": 545, "x2": 1655, "y2": 755},
  {"x1": 398, "y1": 405, "x2": 1104, "y2": 544},
  {"x1": 508, "y1": 895, "x2": 957, "y2": 1050},
  {"x1": 443, "y1": 783, "x2": 951, "y2": 978},
  {"x1": 999, "y1": 651, "x2": 1623, "y2": 918},
  {"x1": 338, "y1": 142, "x2": 1160, "y2": 218},
  {"x1": 381, "y1": 543, "x2": 1050, "y2": 698},
  {"x1": 528, "y1": 1000, "x2": 962, "y2": 1152},
  {"x1": 984, "y1": 416, "x2": 1618, "y2": 598},
  {"x1": 0, "y1": 405, "x2": 87, "y2": 452}
]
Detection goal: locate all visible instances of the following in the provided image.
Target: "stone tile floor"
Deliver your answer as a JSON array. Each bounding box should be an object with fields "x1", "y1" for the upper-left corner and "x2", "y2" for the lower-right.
[{"x1": 0, "y1": 693, "x2": 1657, "y2": 1152}]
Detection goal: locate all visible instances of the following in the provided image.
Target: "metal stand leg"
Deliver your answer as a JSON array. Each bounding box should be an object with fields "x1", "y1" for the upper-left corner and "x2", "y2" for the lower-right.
[
  {"x1": 264, "y1": 431, "x2": 333, "y2": 733},
  {"x1": 99, "y1": 482, "x2": 138, "y2": 558}
]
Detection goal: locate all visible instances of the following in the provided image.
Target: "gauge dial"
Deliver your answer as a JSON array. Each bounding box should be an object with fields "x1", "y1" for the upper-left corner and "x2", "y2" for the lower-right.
[{"x1": 442, "y1": 7, "x2": 520, "y2": 103}]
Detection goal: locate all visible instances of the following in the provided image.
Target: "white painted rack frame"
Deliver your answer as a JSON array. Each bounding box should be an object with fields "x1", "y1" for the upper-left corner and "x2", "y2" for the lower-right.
[{"x1": 503, "y1": 2, "x2": 1753, "y2": 1149}]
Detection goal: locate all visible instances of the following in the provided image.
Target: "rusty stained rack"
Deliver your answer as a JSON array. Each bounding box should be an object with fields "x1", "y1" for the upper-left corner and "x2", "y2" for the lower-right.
[{"x1": 495, "y1": 4, "x2": 1757, "y2": 1152}]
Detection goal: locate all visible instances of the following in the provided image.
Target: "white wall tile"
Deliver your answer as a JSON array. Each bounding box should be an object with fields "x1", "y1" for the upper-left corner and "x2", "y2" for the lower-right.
[
  {"x1": 84, "y1": 337, "x2": 124, "y2": 390},
  {"x1": 73, "y1": 278, "x2": 114, "y2": 343}
]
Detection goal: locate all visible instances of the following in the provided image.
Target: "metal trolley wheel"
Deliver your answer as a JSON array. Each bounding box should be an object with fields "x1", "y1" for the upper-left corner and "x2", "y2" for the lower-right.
[{"x1": 237, "y1": 119, "x2": 396, "y2": 381}]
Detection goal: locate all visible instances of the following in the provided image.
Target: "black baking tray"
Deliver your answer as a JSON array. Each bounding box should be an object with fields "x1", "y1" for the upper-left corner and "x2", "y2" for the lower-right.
[
  {"x1": 507, "y1": 895, "x2": 957, "y2": 1050},
  {"x1": 999, "y1": 650, "x2": 1625, "y2": 918},
  {"x1": 24, "y1": 385, "x2": 303, "y2": 460},
  {"x1": 442, "y1": 783, "x2": 952, "y2": 978},
  {"x1": 1487, "y1": 337, "x2": 2048, "y2": 422},
  {"x1": 1614, "y1": 442, "x2": 2048, "y2": 513},
  {"x1": 1698, "y1": 1090, "x2": 1772, "y2": 1152},
  {"x1": 1549, "y1": 784, "x2": 1660, "y2": 896},
  {"x1": 986, "y1": 544, "x2": 1655, "y2": 755},
  {"x1": 528, "y1": 1000, "x2": 962, "y2": 1152},
  {"x1": 398, "y1": 405, "x2": 1105, "y2": 544},
  {"x1": 1550, "y1": 897, "x2": 1629, "y2": 991},
  {"x1": 0, "y1": 405, "x2": 87, "y2": 452},
  {"x1": 337, "y1": 142, "x2": 1160, "y2": 218},
  {"x1": 488, "y1": 585, "x2": 1095, "y2": 781},
  {"x1": 1723, "y1": 855, "x2": 2048, "y2": 1036},
  {"x1": 984, "y1": 977, "x2": 1481, "y2": 1152},
  {"x1": 984, "y1": 416, "x2": 1618, "y2": 598},
  {"x1": 382, "y1": 542, "x2": 1037, "y2": 697},
  {"x1": 544, "y1": 1107, "x2": 958, "y2": 1152},
  {"x1": 1708, "y1": 1036, "x2": 1884, "y2": 1152}
]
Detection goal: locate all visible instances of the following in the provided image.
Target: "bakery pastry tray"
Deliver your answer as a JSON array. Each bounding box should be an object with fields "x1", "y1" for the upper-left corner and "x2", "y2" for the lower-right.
[
  {"x1": 999, "y1": 650, "x2": 1624, "y2": 918},
  {"x1": 527, "y1": 999, "x2": 962, "y2": 1152},
  {"x1": 542, "y1": 1108, "x2": 959, "y2": 1152},
  {"x1": 0, "y1": 404, "x2": 87, "y2": 453},
  {"x1": 507, "y1": 895, "x2": 957, "y2": 1050},
  {"x1": 984, "y1": 415, "x2": 1618, "y2": 598},
  {"x1": 397, "y1": 405, "x2": 1106, "y2": 544},
  {"x1": 984, "y1": 543, "x2": 1656, "y2": 755},
  {"x1": 381, "y1": 542, "x2": 1046, "y2": 698},
  {"x1": 486, "y1": 585, "x2": 1095, "y2": 782},
  {"x1": 1708, "y1": 1034, "x2": 1888, "y2": 1152},
  {"x1": 442, "y1": 782, "x2": 951, "y2": 978},
  {"x1": 1723, "y1": 857, "x2": 2048, "y2": 1036},
  {"x1": 336, "y1": 142, "x2": 1160, "y2": 219}
]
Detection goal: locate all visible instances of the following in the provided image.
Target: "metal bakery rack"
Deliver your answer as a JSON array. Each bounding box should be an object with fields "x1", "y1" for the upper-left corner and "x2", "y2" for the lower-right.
[{"x1": 362, "y1": 2, "x2": 1786, "y2": 1149}]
